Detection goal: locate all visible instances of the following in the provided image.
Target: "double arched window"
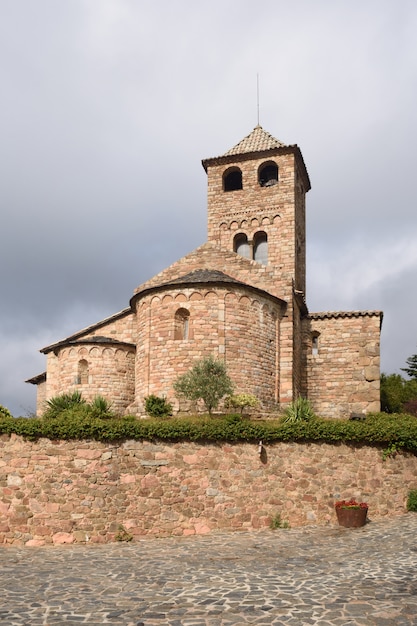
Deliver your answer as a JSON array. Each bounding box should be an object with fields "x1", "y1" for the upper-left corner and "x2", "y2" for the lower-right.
[
  {"x1": 174, "y1": 308, "x2": 190, "y2": 340},
  {"x1": 233, "y1": 231, "x2": 268, "y2": 265}
]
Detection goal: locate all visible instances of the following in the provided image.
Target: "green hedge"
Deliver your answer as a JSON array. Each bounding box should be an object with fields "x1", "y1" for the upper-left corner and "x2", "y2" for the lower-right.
[{"x1": 1, "y1": 411, "x2": 417, "y2": 455}]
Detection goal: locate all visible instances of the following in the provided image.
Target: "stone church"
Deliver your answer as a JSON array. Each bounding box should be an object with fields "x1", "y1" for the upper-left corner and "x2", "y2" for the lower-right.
[{"x1": 27, "y1": 125, "x2": 383, "y2": 418}]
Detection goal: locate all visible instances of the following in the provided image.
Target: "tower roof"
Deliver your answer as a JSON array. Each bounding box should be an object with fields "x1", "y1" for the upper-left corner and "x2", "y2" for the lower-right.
[
  {"x1": 222, "y1": 125, "x2": 286, "y2": 157},
  {"x1": 201, "y1": 124, "x2": 306, "y2": 176}
]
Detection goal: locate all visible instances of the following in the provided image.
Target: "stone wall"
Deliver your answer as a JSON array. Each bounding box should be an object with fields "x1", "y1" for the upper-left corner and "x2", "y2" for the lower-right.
[
  {"x1": 205, "y1": 150, "x2": 306, "y2": 302},
  {"x1": 306, "y1": 311, "x2": 383, "y2": 418},
  {"x1": 1, "y1": 434, "x2": 415, "y2": 546},
  {"x1": 133, "y1": 285, "x2": 283, "y2": 412}
]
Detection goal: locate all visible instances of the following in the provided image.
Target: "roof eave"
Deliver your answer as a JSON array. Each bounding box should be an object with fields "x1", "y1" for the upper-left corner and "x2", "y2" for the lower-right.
[
  {"x1": 40, "y1": 307, "x2": 133, "y2": 355},
  {"x1": 130, "y1": 277, "x2": 287, "y2": 310}
]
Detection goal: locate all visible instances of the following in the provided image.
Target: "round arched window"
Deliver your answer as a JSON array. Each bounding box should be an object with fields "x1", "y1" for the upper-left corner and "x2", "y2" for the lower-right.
[
  {"x1": 258, "y1": 162, "x2": 278, "y2": 187},
  {"x1": 223, "y1": 167, "x2": 243, "y2": 192},
  {"x1": 253, "y1": 231, "x2": 268, "y2": 265},
  {"x1": 174, "y1": 308, "x2": 190, "y2": 340},
  {"x1": 233, "y1": 233, "x2": 250, "y2": 259}
]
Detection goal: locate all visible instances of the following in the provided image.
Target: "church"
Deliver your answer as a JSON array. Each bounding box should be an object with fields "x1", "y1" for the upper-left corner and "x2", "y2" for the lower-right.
[{"x1": 27, "y1": 125, "x2": 383, "y2": 419}]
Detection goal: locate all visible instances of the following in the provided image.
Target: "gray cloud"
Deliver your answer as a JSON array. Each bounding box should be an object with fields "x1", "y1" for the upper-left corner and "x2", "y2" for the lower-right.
[{"x1": 1, "y1": 0, "x2": 417, "y2": 415}]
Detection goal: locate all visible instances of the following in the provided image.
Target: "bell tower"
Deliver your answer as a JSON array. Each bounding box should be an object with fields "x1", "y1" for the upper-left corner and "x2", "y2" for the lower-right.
[{"x1": 202, "y1": 125, "x2": 311, "y2": 300}]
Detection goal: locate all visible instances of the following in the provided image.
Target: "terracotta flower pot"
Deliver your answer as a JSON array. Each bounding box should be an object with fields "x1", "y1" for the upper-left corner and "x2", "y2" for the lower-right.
[{"x1": 335, "y1": 506, "x2": 368, "y2": 528}]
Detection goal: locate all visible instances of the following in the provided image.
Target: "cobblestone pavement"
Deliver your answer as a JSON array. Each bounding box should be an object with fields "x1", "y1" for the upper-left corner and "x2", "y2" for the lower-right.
[{"x1": 1, "y1": 515, "x2": 417, "y2": 626}]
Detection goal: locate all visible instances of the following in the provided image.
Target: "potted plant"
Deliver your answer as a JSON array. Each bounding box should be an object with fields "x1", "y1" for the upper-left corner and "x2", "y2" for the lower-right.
[{"x1": 335, "y1": 499, "x2": 368, "y2": 528}]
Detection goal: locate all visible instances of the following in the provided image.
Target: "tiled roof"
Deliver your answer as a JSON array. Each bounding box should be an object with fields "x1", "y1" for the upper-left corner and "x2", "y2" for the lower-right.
[
  {"x1": 161, "y1": 269, "x2": 243, "y2": 286},
  {"x1": 222, "y1": 125, "x2": 286, "y2": 157},
  {"x1": 309, "y1": 311, "x2": 383, "y2": 320}
]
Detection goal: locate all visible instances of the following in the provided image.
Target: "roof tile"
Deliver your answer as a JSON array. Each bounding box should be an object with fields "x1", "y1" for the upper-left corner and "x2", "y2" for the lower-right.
[{"x1": 222, "y1": 125, "x2": 286, "y2": 157}]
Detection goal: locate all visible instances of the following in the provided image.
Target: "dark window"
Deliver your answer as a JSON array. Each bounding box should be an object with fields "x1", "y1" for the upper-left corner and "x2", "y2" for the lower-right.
[
  {"x1": 312, "y1": 333, "x2": 320, "y2": 356},
  {"x1": 253, "y1": 231, "x2": 268, "y2": 265},
  {"x1": 259, "y1": 162, "x2": 278, "y2": 187},
  {"x1": 224, "y1": 168, "x2": 243, "y2": 191}
]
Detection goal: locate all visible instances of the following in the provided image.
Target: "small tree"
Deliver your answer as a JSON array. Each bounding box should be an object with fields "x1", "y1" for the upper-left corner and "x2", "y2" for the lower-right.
[
  {"x1": 173, "y1": 356, "x2": 233, "y2": 415},
  {"x1": 401, "y1": 352, "x2": 417, "y2": 380}
]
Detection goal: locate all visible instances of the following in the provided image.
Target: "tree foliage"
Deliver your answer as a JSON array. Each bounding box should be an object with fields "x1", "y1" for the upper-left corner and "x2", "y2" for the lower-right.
[
  {"x1": 173, "y1": 356, "x2": 233, "y2": 415},
  {"x1": 0, "y1": 404, "x2": 12, "y2": 418},
  {"x1": 401, "y1": 351, "x2": 417, "y2": 380},
  {"x1": 380, "y1": 373, "x2": 417, "y2": 414}
]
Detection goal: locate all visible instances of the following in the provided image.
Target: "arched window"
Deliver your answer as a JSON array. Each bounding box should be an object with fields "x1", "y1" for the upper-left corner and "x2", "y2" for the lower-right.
[
  {"x1": 312, "y1": 332, "x2": 320, "y2": 356},
  {"x1": 233, "y1": 233, "x2": 250, "y2": 259},
  {"x1": 258, "y1": 161, "x2": 278, "y2": 187},
  {"x1": 77, "y1": 359, "x2": 89, "y2": 384},
  {"x1": 174, "y1": 308, "x2": 190, "y2": 340},
  {"x1": 253, "y1": 231, "x2": 268, "y2": 265},
  {"x1": 223, "y1": 167, "x2": 243, "y2": 192}
]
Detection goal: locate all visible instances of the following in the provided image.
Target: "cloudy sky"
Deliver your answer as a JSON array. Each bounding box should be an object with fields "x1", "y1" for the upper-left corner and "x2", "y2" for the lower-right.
[{"x1": 1, "y1": 0, "x2": 416, "y2": 416}]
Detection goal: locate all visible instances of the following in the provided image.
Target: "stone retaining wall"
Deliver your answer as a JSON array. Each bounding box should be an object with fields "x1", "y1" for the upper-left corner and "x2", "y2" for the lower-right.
[{"x1": 1, "y1": 434, "x2": 416, "y2": 546}]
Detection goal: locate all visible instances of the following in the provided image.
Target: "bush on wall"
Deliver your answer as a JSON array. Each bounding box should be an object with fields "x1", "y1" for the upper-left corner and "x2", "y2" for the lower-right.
[
  {"x1": 0, "y1": 404, "x2": 12, "y2": 418},
  {"x1": 2, "y1": 410, "x2": 417, "y2": 457}
]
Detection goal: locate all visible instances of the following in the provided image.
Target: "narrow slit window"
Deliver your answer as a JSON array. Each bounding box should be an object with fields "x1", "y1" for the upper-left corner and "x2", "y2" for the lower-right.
[
  {"x1": 312, "y1": 333, "x2": 319, "y2": 356},
  {"x1": 77, "y1": 359, "x2": 89, "y2": 384},
  {"x1": 174, "y1": 308, "x2": 190, "y2": 340}
]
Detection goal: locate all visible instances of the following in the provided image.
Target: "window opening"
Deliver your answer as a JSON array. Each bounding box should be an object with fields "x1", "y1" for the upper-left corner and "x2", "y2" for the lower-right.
[
  {"x1": 77, "y1": 359, "x2": 89, "y2": 384},
  {"x1": 253, "y1": 231, "x2": 268, "y2": 265},
  {"x1": 259, "y1": 162, "x2": 278, "y2": 187},
  {"x1": 174, "y1": 308, "x2": 190, "y2": 340},
  {"x1": 312, "y1": 333, "x2": 319, "y2": 356},
  {"x1": 224, "y1": 168, "x2": 243, "y2": 192},
  {"x1": 233, "y1": 233, "x2": 250, "y2": 259}
]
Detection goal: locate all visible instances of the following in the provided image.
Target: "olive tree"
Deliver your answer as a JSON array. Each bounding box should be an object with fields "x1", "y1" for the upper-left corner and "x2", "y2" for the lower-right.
[{"x1": 173, "y1": 356, "x2": 233, "y2": 415}]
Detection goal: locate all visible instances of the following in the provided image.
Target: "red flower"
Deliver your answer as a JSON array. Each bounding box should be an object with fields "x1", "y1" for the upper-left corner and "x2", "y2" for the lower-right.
[{"x1": 335, "y1": 498, "x2": 368, "y2": 510}]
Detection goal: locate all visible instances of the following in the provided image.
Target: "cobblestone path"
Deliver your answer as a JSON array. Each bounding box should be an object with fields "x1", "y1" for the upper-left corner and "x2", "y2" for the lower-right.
[{"x1": 0, "y1": 515, "x2": 416, "y2": 625}]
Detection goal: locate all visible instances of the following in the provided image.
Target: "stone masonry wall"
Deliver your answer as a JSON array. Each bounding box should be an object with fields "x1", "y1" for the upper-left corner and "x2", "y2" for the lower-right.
[
  {"x1": 1, "y1": 434, "x2": 415, "y2": 546},
  {"x1": 205, "y1": 152, "x2": 303, "y2": 302},
  {"x1": 133, "y1": 285, "x2": 283, "y2": 412},
  {"x1": 42, "y1": 311, "x2": 136, "y2": 413},
  {"x1": 306, "y1": 312, "x2": 382, "y2": 418},
  {"x1": 44, "y1": 345, "x2": 135, "y2": 416}
]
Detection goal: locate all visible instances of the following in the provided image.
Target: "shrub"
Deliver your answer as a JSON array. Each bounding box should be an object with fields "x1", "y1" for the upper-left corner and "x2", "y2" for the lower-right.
[
  {"x1": 144, "y1": 395, "x2": 173, "y2": 418},
  {"x1": 225, "y1": 393, "x2": 259, "y2": 414},
  {"x1": 90, "y1": 396, "x2": 115, "y2": 419},
  {"x1": 43, "y1": 391, "x2": 86, "y2": 419},
  {"x1": 283, "y1": 397, "x2": 315, "y2": 423},
  {"x1": 114, "y1": 525, "x2": 133, "y2": 542},
  {"x1": 269, "y1": 513, "x2": 290, "y2": 529},
  {"x1": 403, "y1": 398, "x2": 417, "y2": 417},
  {"x1": 0, "y1": 404, "x2": 12, "y2": 418},
  {"x1": 173, "y1": 356, "x2": 233, "y2": 415},
  {"x1": 407, "y1": 489, "x2": 417, "y2": 512}
]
